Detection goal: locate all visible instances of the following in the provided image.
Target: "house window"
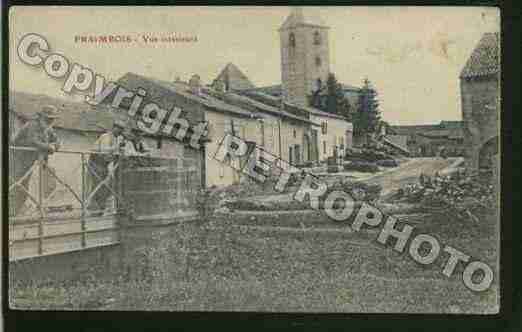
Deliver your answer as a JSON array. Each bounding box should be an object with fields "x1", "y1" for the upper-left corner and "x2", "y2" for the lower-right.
[
  {"x1": 314, "y1": 31, "x2": 321, "y2": 45},
  {"x1": 323, "y1": 140, "x2": 327, "y2": 154},
  {"x1": 321, "y1": 122, "x2": 328, "y2": 135},
  {"x1": 259, "y1": 121, "x2": 265, "y2": 146},
  {"x1": 289, "y1": 33, "x2": 296, "y2": 48},
  {"x1": 293, "y1": 129, "x2": 297, "y2": 138},
  {"x1": 315, "y1": 56, "x2": 322, "y2": 67},
  {"x1": 156, "y1": 138, "x2": 163, "y2": 149},
  {"x1": 295, "y1": 144, "x2": 301, "y2": 164}
]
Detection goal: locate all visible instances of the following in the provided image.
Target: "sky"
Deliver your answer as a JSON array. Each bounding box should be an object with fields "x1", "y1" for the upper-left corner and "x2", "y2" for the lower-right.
[{"x1": 9, "y1": 6, "x2": 499, "y2": 125}]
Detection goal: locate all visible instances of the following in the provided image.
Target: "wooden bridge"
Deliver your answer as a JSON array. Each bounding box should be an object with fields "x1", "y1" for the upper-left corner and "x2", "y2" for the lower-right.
[{"x1": 8, "y1": 147, "x2": 202, "y2": 261}]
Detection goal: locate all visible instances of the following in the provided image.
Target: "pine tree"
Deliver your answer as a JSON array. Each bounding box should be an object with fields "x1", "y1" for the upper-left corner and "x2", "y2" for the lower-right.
[
  {"x1": 309, "y1": 73, "x2": 352, "y2": 120},
  {"x1": 354, "y1": 78, "x2": 381, "y2": 136}
]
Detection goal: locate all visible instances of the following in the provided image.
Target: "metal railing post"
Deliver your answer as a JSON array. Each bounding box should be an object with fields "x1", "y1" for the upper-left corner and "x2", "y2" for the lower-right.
[
  {"x1": 38, "y1": 155, "x2": 44, "y2": 255},
  {"x1": 81, "y1": 153, "x2": 86, "y2": 248}
]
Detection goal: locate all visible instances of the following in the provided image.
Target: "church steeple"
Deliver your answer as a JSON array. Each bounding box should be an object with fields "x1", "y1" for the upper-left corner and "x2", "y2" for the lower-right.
[
  {"x1": 279, "y1": 7, "x2": 330, "y2": 107},
  {"x1": 279, "y1": 7, "x2": 328, "y2": 31}
]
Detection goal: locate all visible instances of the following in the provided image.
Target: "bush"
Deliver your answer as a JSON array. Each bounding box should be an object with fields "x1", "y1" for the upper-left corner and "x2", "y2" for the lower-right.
[
  {"x1": 343, "y1": 161, "x2": 379, "y2": 173},
  {"x1": 327, "y1": 165, "x2": 339, "y2": 173},
  {"x1": 224, "y1": 200, "x2": 270, "y2": 211},
  {"x1": 376, "y1": 159, "x2": 398, "y2": 167},
  {"x1": 344, "y1": 147, "x2": 364, "y2": 160},
  {"x1": 325, "y1": 181, "x2": 382, "y2": 202},
  {"x1": 345, "y1": 147, "x2": 394, "y2": 162}
]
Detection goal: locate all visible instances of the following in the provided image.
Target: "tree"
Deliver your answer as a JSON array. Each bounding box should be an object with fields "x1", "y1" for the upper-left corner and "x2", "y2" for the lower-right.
[
  {"x1": 353, "y1": 78, "x2": 381, "y2": 136},
  {"x1": 309, "y1": 73, "x2": 352, "y2": 120}
]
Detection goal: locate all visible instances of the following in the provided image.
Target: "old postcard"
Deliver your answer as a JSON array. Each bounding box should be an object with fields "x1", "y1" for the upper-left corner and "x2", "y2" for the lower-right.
[{"x1": 8, "y1": 6, "x2": 500, "y2": 313}]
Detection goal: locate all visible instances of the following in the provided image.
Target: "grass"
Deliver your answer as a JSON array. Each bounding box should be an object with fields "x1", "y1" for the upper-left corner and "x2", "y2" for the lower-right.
[{"x1": 10, "y1": 208, "x2": 499, "y2": 313}]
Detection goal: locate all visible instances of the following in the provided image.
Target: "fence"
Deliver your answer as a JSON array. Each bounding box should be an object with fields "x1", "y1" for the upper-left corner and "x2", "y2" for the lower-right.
[{"x1": 8, "y1": 146, "x2": 202, "y2": 261}]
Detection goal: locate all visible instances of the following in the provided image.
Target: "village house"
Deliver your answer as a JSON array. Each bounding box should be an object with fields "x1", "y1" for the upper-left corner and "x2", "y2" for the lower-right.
[
  {"x1": 459, "y1": 32, "x2": 500, "y2": 175},
  {"x1": 389, "y1": 121, "x2": 465, "y2": 157},
  {"x1": 116, "y1": 72, "x2": 318, "y2": 188}
]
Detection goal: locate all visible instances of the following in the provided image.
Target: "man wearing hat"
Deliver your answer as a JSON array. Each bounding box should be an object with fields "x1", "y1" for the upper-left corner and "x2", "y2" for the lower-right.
[
  {"x1": 123, "y1": 119, "x2": 151, "y2": 156},
  {"x1": 10, "y1": 105, "x2": 61, "y2": 215},
  {"x1": 86, "y1": 119, "x2": 127, "y2": 216}
]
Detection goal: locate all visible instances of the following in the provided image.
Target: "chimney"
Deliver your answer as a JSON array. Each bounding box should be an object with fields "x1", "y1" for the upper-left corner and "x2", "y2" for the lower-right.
[
  {"x1": 188, "y1": 74, "x2": 201, "y2": 95},
  {"x1": 213, "y1": 79, "x2": 226, "y2": 93}
]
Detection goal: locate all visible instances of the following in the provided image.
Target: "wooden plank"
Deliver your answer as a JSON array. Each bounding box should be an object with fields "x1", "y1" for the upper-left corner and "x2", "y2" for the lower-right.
[
  {"x1": 85, "y1": 217, "x2": 118, "y2": 232},
  {"x1": 134, "y1": 210, "x2": 199, "y2": 221},
  {"x1": 42, "y1": 234, "x2": 83, "y2": 255},
  {"x1": 44, "y1": 221, "x2": 82, "y2": 237},
  {"x1": 9, "y1": 216, "x2": 118, "y2": 241},
  {"x1": 10, "y1": 223, "x2": 40, "y2": 241},
  {"x1": 122, "y1": 166, "x2": 196, "y2": 172},
  {"x1": 9, "y1": 239, "x2": 40, "y2": 261},
  {"x1": 124, "y1": 189, "x2": 181, "y2": 195},
  {"x1": 85, "y1": 230, "x2": 119, "y2": 247}
]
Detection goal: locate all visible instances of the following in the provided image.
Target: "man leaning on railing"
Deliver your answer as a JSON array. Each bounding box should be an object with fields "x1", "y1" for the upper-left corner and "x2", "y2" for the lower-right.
[
  {"x1": 123, "y1": 119, "x2": 152, "y2": 156},
  {"x1": 10, "y1": 105, "x2": 61, "y2": 216},
  {"x1": 85, "y1": 119, "x2": 126, "y2": 217}
]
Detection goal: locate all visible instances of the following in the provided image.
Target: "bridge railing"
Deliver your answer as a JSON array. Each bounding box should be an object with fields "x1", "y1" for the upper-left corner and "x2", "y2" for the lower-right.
[{"x1": 9, "y1": 146, "x2": 202, "y2": 260}]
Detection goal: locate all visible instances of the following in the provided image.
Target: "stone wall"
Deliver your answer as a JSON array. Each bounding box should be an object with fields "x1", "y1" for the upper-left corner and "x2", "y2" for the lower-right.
[{"x1": 460, "y1": 75, "x2": 500, "y2": 169}]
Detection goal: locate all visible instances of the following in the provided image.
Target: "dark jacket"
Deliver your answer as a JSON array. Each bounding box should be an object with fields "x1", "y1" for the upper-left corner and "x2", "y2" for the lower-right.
[{"x1": 12, "y1": 120, "x2": 58, "y2": 152}]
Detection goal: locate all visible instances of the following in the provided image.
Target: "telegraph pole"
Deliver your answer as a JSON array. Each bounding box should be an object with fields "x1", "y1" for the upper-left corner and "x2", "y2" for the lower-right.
[{"x1": 278, "y1": 98, "x2": 283, "y2": 160}]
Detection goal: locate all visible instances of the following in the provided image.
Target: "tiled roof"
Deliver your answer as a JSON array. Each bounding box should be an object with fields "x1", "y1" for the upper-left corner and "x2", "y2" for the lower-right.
[
  {"x1": 212, "y1": 63, "x2": 255, "y2": 91},
  {"x1": 117, "y1": 72, "x2": 255, "y2": 119},
  {"x1": 119, "y1": 73, "x2": 316, "y2": 125},
  {"x1": 202, "y1": 88, "x2": 319, "y2": 126},
  {"x1": 390, "y1": 121, "x2": 464, "y2": 139},
  {"x1": 9, "y1": 90, "x2": 116, "y2": 132},
  {"x1": 390, "y1": 124, "x2": 439, "y2": 135},
  {"x1": 246, "y1": 84, "x2": 283, "y2": 96},
  {"x1": 245, "y1": 83, "x2": 360, "y2": 97},
  {"x1": 460, "y1": 32, "x2": 500, "y2": 79},
  {"x1": 240, "y1": 89, "x2": 348, "y2": 121}
]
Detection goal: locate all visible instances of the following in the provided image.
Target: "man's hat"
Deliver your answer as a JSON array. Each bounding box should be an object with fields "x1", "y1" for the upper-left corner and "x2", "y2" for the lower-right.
[
  {"x1": 113, "y1": 119, "x2": 127, "y2": 129},
  {"x1": 38, "y1": 105, "x2": 60, "y2": 119}
]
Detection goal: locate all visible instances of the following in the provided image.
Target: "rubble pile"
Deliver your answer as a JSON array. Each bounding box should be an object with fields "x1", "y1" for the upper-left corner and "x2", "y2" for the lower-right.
[
  {"x1": 343, "y1": 161, "x2": 379, "y2": 173},
  {"x1": 327, "y1": 180, "x2": 383, "y2": 203},
  {"x1": 345, "y1": 145, "x2": 398, "y2": 163},
  {"x1": 391, "y1": 170, "x2": 497, "y2": 222}
]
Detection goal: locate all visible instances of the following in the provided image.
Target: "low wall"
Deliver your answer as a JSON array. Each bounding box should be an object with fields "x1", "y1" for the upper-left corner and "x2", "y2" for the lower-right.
[
  {"x1": 9, "y1": 243, "x2": 122, "y2": 285},
  {"x1": 8, "y1": 216, "x2": 194, "y2": 285},
  {"x1": 9, "y1": 209, "x2": 366, "y2": 286}
]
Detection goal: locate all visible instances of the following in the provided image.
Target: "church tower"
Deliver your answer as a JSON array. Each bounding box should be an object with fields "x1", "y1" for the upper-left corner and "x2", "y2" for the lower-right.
[{"x1": 279, "y1": 7, "x2": 330, "y2": 107}]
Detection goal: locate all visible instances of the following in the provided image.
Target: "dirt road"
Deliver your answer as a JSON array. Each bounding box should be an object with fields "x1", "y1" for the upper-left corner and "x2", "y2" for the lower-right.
[
  {"x1": 365, "y1": 157, "x2": 463, "y2": 197},
  {"x1": 252, "y1": 157, "x2": 462, "y2": 204}
]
